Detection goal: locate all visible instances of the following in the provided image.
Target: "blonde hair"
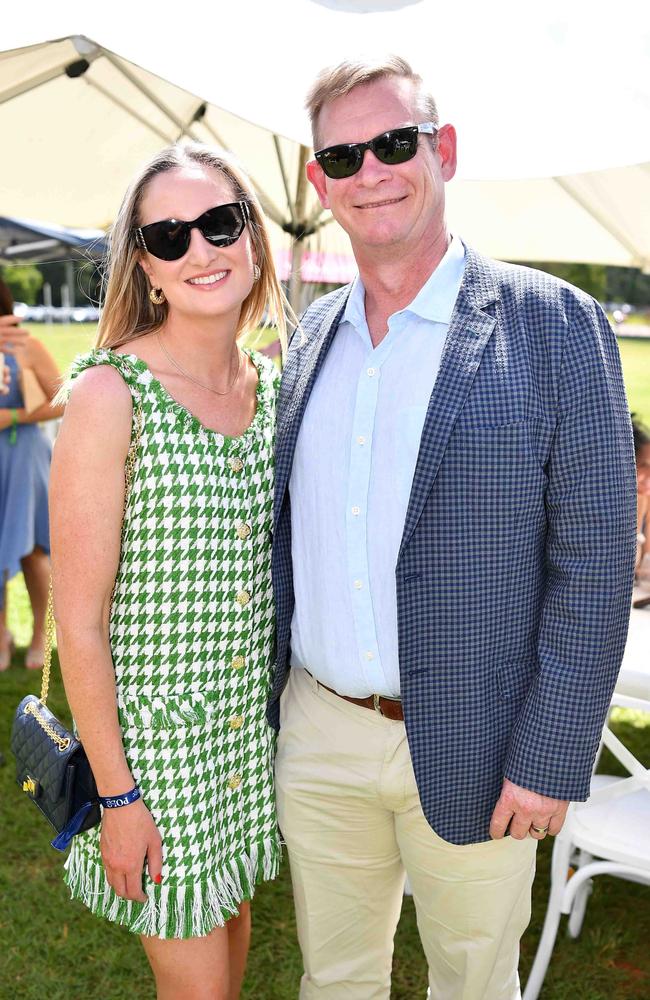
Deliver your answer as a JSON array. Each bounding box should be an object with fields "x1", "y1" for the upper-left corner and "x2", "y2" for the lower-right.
[
  {"x1": 95, "y1": 142, "x2": 288, "y2": 354},
  {"x1": 306, "y1": 55, "x2": 439, "y2": 150}
]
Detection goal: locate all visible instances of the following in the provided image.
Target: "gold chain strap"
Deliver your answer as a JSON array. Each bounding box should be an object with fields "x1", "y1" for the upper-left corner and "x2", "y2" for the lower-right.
[
  {"x1": 24, "y1": 699, "x2": 70, "y2": 752},
  {"x1": 30, "y1": 394, "x2": 143, "y2": 743}
]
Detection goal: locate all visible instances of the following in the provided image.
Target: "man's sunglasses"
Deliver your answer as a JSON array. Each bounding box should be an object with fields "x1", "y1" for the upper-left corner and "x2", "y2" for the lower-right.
[
  {"x1": 314, "y1": 123, "x2": 438, "y2": 179},
  {"x1": 134, "y1": 201, "x2": 250, "y2": 261}
]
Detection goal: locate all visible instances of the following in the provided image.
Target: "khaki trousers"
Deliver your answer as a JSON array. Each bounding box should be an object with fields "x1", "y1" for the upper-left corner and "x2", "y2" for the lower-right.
[{"x1": 275, "y1": 667, "x2": 537, "y2": 1000}]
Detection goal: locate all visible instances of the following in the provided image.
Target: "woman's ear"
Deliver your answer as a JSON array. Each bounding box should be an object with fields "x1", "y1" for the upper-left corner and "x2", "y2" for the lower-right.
[{"x1": 138, "y1": 255, "x2": 155, "y2": 286}]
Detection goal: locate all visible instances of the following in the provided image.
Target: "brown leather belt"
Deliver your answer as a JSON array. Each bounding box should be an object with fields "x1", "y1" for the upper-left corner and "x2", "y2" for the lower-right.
[{"x1": 315, "y1": 678, "x2": 404, "y2": 721}]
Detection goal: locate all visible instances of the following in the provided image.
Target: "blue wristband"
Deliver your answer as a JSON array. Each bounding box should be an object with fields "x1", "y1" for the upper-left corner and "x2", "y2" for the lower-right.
[{"x1": 98, "y1": 786, "x2": 141, "y2": 809}]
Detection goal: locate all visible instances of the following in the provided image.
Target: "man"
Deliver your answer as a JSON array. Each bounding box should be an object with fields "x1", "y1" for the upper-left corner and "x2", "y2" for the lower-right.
[{"x1": 269, "y1": 56, "x2": 636, "y2": 1000}]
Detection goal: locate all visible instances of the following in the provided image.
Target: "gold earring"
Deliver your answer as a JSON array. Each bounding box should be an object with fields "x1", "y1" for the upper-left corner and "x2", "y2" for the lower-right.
[
  {"x1": 149, "y1": 287, "x2": 166, "y2": 305},
  {"x1": 252, "y1": 264, "x2": 261, "y2": 282}
]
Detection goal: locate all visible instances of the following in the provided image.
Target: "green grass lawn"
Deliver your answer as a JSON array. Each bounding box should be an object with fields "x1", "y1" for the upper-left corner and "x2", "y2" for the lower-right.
[
  {"x1": 2, "y1": 574, "x2": 649, "y2": 999},
  {"x1": 618, "y1": 337, "x2": 650, "y2": 422},
  {"x1": 26, "y1": 323, "x2": 279, "y2": 376},
  {"x1": 27, "y1": 322, "x2": 650, "y2": 423}
]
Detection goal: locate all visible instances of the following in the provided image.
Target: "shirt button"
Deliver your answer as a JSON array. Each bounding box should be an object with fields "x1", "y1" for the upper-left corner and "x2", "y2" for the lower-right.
[
  {"x1": 227, "y1": 774, "x2": 242, "y2": 789},
  {"x1": 236, "y1": 590, "x2": 251, "y2": 606},
  {"x1": 229, "y1": 456, "x2": 244, "y2": 473},
  {"x1": 354, "y1": 579, "x2": 363, "y2": 590},
  {"x1": 236, "y1": 523, "x2": 252, "y2": 540},
  {"x1": 365, "y1": 651, "x2": 374, "y2": 661},
  {"x1": 229, "y1": 716, "x2": 244, "y2": 730},
  {"x1": 367, "y1": 367, "x2": 376, "y2": 377},
  {"x1": 356, "y1": 436, "x2": 366, "y2": 445},
  {"x1": 231, "y1": 655, "x2": 246, "y2": 670},
  {"x1": 351, "y1": 506, "x2": 360, "y2": 516}
]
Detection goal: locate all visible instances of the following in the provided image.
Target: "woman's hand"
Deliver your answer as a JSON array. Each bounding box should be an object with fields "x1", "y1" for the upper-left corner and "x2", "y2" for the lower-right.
[
  {"x1": 0, "y1": 313, "x2": 28, "y2": 351},
  {"x1": 100, "y1": 798, "x2": 163, "y2": 902}
]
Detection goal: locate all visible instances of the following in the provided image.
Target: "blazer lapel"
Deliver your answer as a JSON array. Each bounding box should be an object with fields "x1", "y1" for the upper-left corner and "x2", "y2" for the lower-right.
[
  {"x1": 274, "y1": 288, "x2": 350, "y2": 528},
  {"x1": 398, "y1": 249, "x2": 498, "y2": 556}
]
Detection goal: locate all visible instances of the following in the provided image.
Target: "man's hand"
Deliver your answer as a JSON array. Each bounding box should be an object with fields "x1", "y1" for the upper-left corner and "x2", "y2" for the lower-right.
[{"x1": 490, "y1": 778, "x2": 569, "y2": 841}]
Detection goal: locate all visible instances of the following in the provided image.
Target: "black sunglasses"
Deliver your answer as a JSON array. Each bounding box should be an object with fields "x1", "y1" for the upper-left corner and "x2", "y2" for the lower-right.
[
  {"x1": 134, "y1": 201, "x2": 250, "y2": 261},
  {"x1": 315, "y1": 123, "x2": 438, "y2": 179}
]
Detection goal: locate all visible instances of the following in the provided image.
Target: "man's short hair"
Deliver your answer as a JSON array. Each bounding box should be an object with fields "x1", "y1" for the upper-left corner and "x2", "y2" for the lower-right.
[{"x1": 306, "y1": 54, "x2": 439, "y2": 150}]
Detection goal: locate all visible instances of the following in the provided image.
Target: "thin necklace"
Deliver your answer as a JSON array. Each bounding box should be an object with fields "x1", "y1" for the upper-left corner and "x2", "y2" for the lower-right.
[{"x1": 157, "y1": 332, "x2": 243, "y2": 396}]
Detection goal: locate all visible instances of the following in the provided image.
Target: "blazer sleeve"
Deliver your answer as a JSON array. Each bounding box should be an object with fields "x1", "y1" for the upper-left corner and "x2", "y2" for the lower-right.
[{"x1": 504, "y1": 294, "x2": 637, "y2": 801}]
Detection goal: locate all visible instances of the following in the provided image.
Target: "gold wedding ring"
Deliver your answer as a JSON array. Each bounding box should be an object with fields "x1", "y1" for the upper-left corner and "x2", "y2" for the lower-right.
[{"x1": 531, "y1": 825, "x2": 549, "y2": 834}]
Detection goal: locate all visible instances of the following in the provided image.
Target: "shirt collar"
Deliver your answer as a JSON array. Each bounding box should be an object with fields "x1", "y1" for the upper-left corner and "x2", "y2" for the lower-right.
[{"x1": 342, "y1": 234, "x2": 466, "y2": 330}]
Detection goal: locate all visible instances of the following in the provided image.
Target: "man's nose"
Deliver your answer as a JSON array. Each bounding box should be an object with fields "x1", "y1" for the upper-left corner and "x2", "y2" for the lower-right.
[{"x1": 355, "y1": 149, "x2": 393, "y2": 184}]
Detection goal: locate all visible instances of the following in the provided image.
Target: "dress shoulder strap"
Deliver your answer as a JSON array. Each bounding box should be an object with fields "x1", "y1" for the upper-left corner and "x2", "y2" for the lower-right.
[
  {"x1": 66, "y1": 347, "x2": 142, "y2": 396},
  {"x1": 64, "y1": 348, "x2": 144, "y2": 403}
]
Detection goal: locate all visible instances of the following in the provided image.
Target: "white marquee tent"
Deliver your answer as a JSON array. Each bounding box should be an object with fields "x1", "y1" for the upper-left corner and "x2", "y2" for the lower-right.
[{"x1": 2, "y1": 0, "x2": 650, "y2": 310}]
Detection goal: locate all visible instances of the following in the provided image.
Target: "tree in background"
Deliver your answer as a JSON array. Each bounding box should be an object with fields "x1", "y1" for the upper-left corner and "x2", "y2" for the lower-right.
[
  {"x1": 517, "y1": 262, "x2": 607, "y2": 301},
  {"x1": 605, "y1": 265, "x2": 650, "y2": 307},
  {"x1": 518, "y1": 262, "x2": 650, "y2": 308},
  {"x1": 0, "y1": 263, "x2": 43, "y2": 305}
]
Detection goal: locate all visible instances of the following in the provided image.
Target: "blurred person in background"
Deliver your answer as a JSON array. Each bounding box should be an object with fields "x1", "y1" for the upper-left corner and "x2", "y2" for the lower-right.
[
  {"x1": 632, "y1": 414, "x2": 650, "y2": 585},
  {"x1": 0, "y1": 277, "x2": 63, "y2": 671}
]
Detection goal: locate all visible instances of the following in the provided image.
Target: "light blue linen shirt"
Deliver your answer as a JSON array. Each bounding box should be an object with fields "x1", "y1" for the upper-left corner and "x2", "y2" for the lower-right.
[{"x1": 289, "y1": 236, "x2": 466, "y2": 697}]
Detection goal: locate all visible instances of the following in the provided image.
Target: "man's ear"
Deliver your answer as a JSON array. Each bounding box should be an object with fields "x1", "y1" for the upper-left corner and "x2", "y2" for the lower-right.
[
  {"x1": 306, "y1": 159, "x2": 330, "y2": 210},
  {"x1": 437, "y1": 124, "x2": 458, "y2": 182}
]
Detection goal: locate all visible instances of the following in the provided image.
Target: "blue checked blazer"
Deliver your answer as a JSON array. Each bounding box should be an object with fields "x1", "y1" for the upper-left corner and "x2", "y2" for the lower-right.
[{"x1": 269, "y1": 245, "x2": 637, "y2": 845}]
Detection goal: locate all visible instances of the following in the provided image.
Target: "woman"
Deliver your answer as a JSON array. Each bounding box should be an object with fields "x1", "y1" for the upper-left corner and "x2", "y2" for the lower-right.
[
  {"x1": 0, "y1": 279, "x2": 63, "y2": 671},
  {"x1": 49, "y1": 142, "x2": 287, "y2": 999}
]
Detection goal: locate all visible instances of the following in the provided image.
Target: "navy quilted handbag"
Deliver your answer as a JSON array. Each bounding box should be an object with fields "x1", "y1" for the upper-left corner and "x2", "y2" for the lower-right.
[{"x1": 11, "y1": 689, "x2": 100, "y2": 850}]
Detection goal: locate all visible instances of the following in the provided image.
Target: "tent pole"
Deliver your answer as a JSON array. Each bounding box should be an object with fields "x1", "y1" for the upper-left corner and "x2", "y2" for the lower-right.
[
  {"x1": 83, "y1": 77, "x2": 172, "y2": 142},
  {"x1": 102, "y1": 51, "x2": 203, "y2": 142},
  {"x1": 273, "y1": 136, "x2": 297, "y2": 228},
  {"x1": 0, "y1": 36, "x2": 101, "y2": 106},
  {"x1": 0, "y1": 62, "x2": 72, "y2": 105},
  {"x1": 288, "y1": 145, "x2": 311, "y2": 315}
]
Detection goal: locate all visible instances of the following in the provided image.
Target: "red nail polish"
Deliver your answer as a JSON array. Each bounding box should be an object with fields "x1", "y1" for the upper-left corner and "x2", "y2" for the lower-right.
[{"x1": 154, "y1": 874, "x2": 163, "y2": 884}]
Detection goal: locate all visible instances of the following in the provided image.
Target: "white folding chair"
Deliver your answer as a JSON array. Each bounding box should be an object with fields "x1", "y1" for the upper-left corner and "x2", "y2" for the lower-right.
[{"x1": 523, "y1": 692, "x2": 650, "y2": 1000}]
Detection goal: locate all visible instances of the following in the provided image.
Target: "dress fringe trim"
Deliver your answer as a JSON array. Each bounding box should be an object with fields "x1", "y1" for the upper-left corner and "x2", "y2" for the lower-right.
[{"x1": 63, "y1": 834, "x2": 281, "y2": 939}]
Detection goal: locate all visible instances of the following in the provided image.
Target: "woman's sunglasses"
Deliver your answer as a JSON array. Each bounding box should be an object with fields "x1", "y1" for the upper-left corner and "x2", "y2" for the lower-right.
[
  {"x1": 314, "y1": 123, "x2": 438, "y2": 180},
  {"x1": 134, "y1": 201, "x2": 250, "y2": 261}
]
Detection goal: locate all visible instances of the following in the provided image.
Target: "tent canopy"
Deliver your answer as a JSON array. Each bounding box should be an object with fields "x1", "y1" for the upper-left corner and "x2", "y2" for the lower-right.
[
  {"x1": 2, "y1": 1, "x2": 650, "y2": 287},
  {"x1": 0, "y1": 215, "x2": 107, "y2": 262}
]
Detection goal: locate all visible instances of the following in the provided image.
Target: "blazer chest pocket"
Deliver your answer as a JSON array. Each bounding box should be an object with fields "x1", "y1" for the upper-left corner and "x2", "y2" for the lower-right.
[{"x1": 454, "y1": 403, "x2": 543, "y2": 433}]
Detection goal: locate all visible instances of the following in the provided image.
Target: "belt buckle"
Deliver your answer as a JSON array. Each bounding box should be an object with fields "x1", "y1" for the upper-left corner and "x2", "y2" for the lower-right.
[{"x1": 372, "y1": 693, "x2": 384, "y2": 716}]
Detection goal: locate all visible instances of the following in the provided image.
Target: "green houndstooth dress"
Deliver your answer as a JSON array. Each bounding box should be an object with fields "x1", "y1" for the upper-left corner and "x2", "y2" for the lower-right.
[{"x1": 63, "y1": 347, "x2": 281, "y2": 939}]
